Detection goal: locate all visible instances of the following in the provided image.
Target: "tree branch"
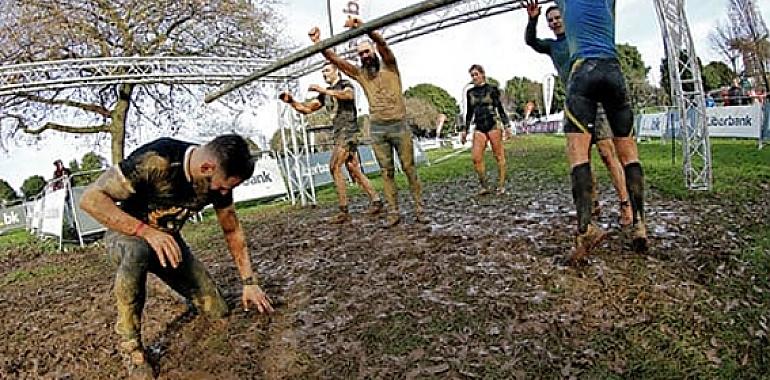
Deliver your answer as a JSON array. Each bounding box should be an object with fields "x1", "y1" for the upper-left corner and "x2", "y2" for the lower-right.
[
  {"x1": 144, "y1": 6, "x2": 196, "y2": 54},
  {"x1": 23, "y1": 122, "x2": 110, "y2": 135},
  {"x1": 18, "y1": 94, "x2": 112, "y2": 117}
]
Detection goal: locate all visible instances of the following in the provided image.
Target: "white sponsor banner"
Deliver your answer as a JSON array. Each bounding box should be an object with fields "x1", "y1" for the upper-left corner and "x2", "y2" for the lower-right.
[
  {"x1": 31, "y1": 198, "x2": 44, "y2": 231},
  {"x1": 637, "y1": 112, "x2": 667, "y2": 138},
  {"x1": 706, "y1": 104, "x2": 763, "y2": 138},
  {"x1": 41, "y1": 188, "x2": 66, "y2": 237},
  {"x1": 232, "y1": 157, "x2": 288, "y2": 203}
]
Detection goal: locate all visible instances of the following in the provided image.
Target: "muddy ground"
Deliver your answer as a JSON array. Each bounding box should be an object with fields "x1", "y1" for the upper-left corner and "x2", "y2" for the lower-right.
[{"x1": 1, "y1": 145, "x2": 769, "y2": 379}]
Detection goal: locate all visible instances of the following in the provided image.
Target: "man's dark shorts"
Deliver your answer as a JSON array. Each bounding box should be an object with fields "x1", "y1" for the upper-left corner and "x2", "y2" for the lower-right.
[
  {"x1": 563, "y1": 58, "x2": 634, "y2": 138},
  {"x1": 333, "y1": 131, "x2": 359, "y2": 154}
]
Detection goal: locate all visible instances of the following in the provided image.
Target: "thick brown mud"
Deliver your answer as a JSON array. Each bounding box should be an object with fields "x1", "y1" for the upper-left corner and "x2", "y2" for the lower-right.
[{"x1": 1, "y1": 158, "x2": 768, "y2": 379}]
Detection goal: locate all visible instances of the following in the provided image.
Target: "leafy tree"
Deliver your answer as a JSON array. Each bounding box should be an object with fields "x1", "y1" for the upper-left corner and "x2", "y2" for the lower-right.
[
  {"x1": 405, "y1": 97, "x2": 441, "y2": 138},
  {"x1": 68, "y1": 160, "x2": 81, "y2": 177},
  {"x1": 21, "y1": 175, "x2": 46, "y2": 199},
  {"x1": 403, "y1": 84, "x2": 460, "y2": 131},
  {"x1": 81, "y1": 152, "x2": 106, "y2": 171},
  {"x1": 553, "y1": 79, "x2": 566, "y2": 113},
  {"x1": 702, "y1": 61, "x2": 735, "y2": 92},
  {"x1": 660, "y1": 52, "x2": 705, "y2": 102},
  {"x1": 70, "y1": 152, "x2": 107, "y2": 186},
  {"x1": 0, "y1": 0, "x2": 286, "y2": 164},
  {"x1": 614, "y1": 43, "x2": 666, "y2": 110},
  {"x1": 0, "y1": 179, "x2": 19, "y2": 202},
  {"x1": 617, "y1": 43, "x2": 650, "y2": 84},
  {"x1": 486, "y1": 77, "x2": 501, "y2": 89},
  {"x1": 503, "y1": 76, "x2": 543, "y2": 116},
  {"x1": 270, "y1": 129, "x2": 308, "y2": 153}
]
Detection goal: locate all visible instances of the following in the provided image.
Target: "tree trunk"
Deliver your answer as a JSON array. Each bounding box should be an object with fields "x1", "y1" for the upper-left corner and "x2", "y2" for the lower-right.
[{"x1": 110, "y1": 83, "x2": 136, "y2": 164}]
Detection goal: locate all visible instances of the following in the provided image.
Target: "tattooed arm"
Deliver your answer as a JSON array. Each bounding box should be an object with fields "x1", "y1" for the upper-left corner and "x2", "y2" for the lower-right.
[
  {"x1": 80, "y1": 167, "x2": 182, "y2": 268},
  {"x1": 215, "y1": 205, "x2": 273, "y2": 313},
  {"x1": 279, "y1": 91, "x2": 323, "y2": 115}
]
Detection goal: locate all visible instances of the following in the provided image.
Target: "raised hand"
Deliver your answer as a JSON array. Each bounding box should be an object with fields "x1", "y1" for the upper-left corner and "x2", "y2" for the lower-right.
[
  {"x1": 308, "y1": 26, "x2": 321, "y2": 43},
  {"x1": 525, "y1": 0, "x2": 540, "y2": 18}
]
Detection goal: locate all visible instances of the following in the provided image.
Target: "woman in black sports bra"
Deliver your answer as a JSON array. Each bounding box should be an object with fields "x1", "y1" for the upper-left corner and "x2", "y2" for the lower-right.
[{"x1": 462, "y1": 64, "x2": 511, "y2": 195}]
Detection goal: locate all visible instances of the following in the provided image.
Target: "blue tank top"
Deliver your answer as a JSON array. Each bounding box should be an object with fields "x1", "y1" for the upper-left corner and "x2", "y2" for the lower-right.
[{"x1": 556, "y1": 0, "x2": 617, "y2": 63}]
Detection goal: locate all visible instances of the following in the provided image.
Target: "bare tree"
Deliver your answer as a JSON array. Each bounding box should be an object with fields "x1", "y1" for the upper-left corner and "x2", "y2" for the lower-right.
[
  {"x1": 710, "y1": 0, "x2": 770, "y2": 91},
  {"x1": 0, "y1": 0, "x2": 288, "y2": 163},
  {"x1": 709, "y1": 22, "x2": 742, "y2": 74}
]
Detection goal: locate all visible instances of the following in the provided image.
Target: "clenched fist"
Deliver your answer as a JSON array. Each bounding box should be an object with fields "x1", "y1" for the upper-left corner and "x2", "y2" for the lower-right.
[
  {"x1": 308, "y1": 27, "x2": 321, "y2": 43},
  {"x1": 278, "y1": 91, "x2": 293, "y2": 103},
  {"x1": 344, "y1": 16, "x2": 364, "y2": 28}
]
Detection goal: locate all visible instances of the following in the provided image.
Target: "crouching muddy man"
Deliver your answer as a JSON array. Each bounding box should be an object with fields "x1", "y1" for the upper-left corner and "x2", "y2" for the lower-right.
[
  {"x1": 280, "y1": 63, "x2": 383, "y2": 224},
  {"x1": 80, "y1": 134, "x2": 273, "y2": 378},
  {"x1": 310, "y1": 16, "x2": 427, "y2": 227}
]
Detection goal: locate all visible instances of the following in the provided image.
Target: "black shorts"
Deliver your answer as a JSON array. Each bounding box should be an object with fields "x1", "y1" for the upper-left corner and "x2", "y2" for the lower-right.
[{"x1": 563, "y1": 58, "x2": 634, "y2": 138}]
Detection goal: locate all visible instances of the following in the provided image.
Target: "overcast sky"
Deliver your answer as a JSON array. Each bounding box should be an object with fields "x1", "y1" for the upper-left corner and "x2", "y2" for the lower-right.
[{"x1": 1, "y1": 0, "x2": 768, "y2": 192}]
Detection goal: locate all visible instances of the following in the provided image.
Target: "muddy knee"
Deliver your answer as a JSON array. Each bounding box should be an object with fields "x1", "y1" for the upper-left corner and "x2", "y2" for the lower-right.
[
  {"x1": 107, "y1": 234, "x2": 151, "y2": 269},
  {"x1": 195, "y1": 292, "x2": 229, "y2": 319},
  {"x1": 496, "y1": 153, "x2": 506, "y2": 166},
  {"x1": 472, "y1": 153, "x2": 484, "y2": 167},
  {"x1": 380, "y1": 163, "x2": 395, "y2": 179}
]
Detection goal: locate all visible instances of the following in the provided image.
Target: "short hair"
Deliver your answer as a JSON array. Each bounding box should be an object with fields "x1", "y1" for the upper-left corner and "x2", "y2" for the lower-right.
[
  {"x1": 206, "y1": 134, "x2": 254, "y2": 181},
  {"x1": 323, "y1": 62, "x2": 337, "y2": 70},
  {"x1": 545, "y1": 6, "x2": 560, "y2": 18},
  {"x1": 468, "y1": 64, "x2": 485, "y2": 75}
]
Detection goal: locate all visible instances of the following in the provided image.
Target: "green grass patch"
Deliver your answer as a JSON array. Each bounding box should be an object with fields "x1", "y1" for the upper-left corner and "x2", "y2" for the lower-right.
[
  {"x1": 0, "y1": 264, "x2": 67, "y2": 287},
  {"x1": 638, "y1": 138, "x2": 770, "y2": 199},
  {"x1": 0, "y1": 230, "x2": 60, "y2": 258}
]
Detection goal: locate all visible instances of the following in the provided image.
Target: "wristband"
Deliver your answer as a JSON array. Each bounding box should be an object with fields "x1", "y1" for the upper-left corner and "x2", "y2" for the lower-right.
[
  {"x1": 133, "y1": 222, "x2": 147, "y2": 237},
  {"x1": 242, "y1": 275, "x2": 261, "y2": 287}
]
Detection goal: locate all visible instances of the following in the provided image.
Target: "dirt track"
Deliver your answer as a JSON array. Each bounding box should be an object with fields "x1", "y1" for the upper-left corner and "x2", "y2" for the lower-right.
[{"x1": 1, "y1": 148, "x2": 768, "y2": 379}]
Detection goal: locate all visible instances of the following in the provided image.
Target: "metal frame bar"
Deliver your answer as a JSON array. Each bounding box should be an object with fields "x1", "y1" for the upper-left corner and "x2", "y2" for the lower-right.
[
  {"x1": 0, "y1": 0, "x2": 547, "y2": 98},
  {"x1": 277, "y1": 80, "x2": 317, "y2": 206},
  {"x1": 0, "y1": 56, "x2": 287, "y2": 96},
  {"x1": 205, "y1": 0, "x2": 472, "y2": 102},
  {"x1": 654, "y1": 0, "x2": 712, "y2": 190}
]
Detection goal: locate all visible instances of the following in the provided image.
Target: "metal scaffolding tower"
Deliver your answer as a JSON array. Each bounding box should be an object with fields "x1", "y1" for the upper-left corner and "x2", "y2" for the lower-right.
[
  {"x1": 277, "y1": 80, "x2": 317, "y2": 206},
  {"x1": 654, "y1": 0, "x2": 712, "y2": 190}
]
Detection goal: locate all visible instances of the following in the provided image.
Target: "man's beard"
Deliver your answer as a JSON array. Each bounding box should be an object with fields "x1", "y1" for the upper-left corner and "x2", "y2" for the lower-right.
[{"x1": 361, "y1": 55, "x2": 381, "y2": 76}]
